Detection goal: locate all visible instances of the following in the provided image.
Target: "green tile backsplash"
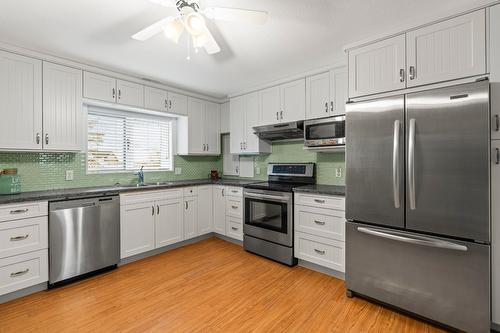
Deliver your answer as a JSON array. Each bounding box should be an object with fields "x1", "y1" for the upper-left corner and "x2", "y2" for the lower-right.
[{"x1": 0, "y1": 140, "x2": 345, "y2": 192}]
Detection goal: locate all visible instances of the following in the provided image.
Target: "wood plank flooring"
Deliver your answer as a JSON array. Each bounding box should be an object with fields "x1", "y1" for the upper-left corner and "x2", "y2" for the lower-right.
[{"x1": 0, "y1": 237, "x2": 445, "y2": 333}]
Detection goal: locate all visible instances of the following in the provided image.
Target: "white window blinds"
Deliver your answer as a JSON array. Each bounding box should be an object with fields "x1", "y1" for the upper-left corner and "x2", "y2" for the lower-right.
[{"x1": 87, "y1": 107, "x2": 173, "y2": 172}]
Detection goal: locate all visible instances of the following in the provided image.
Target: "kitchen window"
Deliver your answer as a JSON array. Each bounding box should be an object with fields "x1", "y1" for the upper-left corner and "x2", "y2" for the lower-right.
[{"x1": 87, "y1": 106, "x2": 173, "y2": 173}]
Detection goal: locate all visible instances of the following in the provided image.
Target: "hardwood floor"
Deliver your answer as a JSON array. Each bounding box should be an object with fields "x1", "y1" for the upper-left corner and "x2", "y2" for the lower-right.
[{"x1": 0, "y1": 237, "x2": 445, "y2": 333}]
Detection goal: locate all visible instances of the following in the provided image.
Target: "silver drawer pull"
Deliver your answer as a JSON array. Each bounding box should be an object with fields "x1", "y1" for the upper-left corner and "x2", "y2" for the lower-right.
[
  {"x1": 231, "y1": 190, "x2": 238, "y2": 193},
  {"x1": 314, "y1": 199, "x2": 325, "y2": 204},
  {"x1": 314, "y1": 249, "x2": 325, "y2": 255},
  {"x1": 10, "y1": 234, "x2": 29, "y2": 241},
  {"x1": 231, "y1": 226, "x2": 238, "y2": 230},
  {"x1": 231, "y1": 205, "x2": 238, "y2": 209},
  {"x1": 9, "y1": 209, "x2": 29, "y2": 214},
  {"x1": 10, "y1": 268, "x2": 29, "y2": 278},
  {"x1": 314, "y1": 220, "x2": 325, "y2": 225}
]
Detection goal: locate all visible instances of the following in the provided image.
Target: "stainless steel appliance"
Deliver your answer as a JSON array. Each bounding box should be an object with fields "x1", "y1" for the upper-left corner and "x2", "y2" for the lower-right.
[
  {"x1": 253, "y1": 121, "x2": 304, "y2": 141},
  {"x1": 243, "y1": 163, "x2": 315, "y2": 266},
  {"x1": 304, "y1": 115, "x2": 345, "y2": 150},
  {"x1": 345, "y1": 81, "x2": 491, "y2": 333},
  {"x1": 49, "y1": 195, "x2": 120, "y2": 286}
]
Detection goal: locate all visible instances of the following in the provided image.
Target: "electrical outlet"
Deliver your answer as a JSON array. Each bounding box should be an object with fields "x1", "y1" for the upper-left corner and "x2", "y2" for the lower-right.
[
  {"x1": 255, "y1": 167, "x2": 261, "y2": 175},
  {"x1": 175, "y1": 167, "x2": 182, "y2": 175},
  {"x1": 335, "y1": 168, "x2": 343, "y2": 178},
  {"x1": 65, "y1": 170, "x2": 74, "y2": 181}
]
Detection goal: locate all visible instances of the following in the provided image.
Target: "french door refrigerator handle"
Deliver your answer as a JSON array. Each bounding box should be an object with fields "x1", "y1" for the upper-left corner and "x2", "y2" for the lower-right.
[
  {"x1": 357, "y1": 227, "x2": 468, "y2": 252},
  {"x1": 408, "y1": 118, "x2": 416, "y2": 210},
  {"x1": 393, "y1": 119, "x2": 400, "y2": 208}
]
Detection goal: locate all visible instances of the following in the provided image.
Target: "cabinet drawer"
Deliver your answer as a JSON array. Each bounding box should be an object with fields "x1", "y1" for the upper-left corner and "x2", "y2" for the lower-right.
[
  {"x1": 0, "y1": 217, "x2": 48, "y2": 259},
  {"x1": 0, "y1": 249, "x2": 48, "y2": 296},
  {"x1": 0, "y1": 202, "x2": 48, "y2": 222},
  {"x1": 295, "y1": 232, "x2": 344, "y2": 272},
  {"x1": 120, "y1": 189, "x2": 182, "y2": 205},
  {"x1": 295, "y1": 205, "x2": 345, "y2": 241},
  {"x1": 226, "y1": 218, "x2": 243, "y2": 241},
  {"x1": 183, "y1": 187, "x2": 198, "y2": 197},
  {"x1": 226, "y1": 187, "x2": 242, "y2": 197},
  {"x1": 294, "y1": 193, "x2": 345, "y2": 211},
  {"x1": 226, "y1": 197, "x2": 243, "y2": 218}
]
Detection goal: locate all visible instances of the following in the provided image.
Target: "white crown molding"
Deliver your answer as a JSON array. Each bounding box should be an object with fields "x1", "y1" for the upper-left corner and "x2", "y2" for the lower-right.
[
  {"x1": 343, "y1": 0, "x2": 500, "y2": 51},
  {"x1": 0, "y1": 40, "x2": 225, "y2": 104}
]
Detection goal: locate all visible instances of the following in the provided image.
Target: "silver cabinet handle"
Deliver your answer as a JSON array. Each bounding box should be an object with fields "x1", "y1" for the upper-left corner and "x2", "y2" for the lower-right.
[
  {"x1": 169, "y1": 100, "x2": 172, "y2": 109},
  {"x1": 314, "y1": 199, "x2": 325, "y2": 204},
  {"x1": 409, "y1": 66, "x2": 416, "y2": 80},
  {"x1": 45, "y1": 133, "x2": 49, "y2": 145},
  {"x1": 276, "y1": 112, "x2": 279, "y2": 120},
  {"x1": 314, "y1": 249, "x2": 325, "y2": 255},
  {"x1": 495, "y1": 115, "x2": 499, "y2": 132},
  {"x1": 496, "y1": 148, "x2": 500, "y2": 165},
  {"x1": 280, "y1": 110, "x2": 283, "y2": 120},
  {"x1": 240, "y1": 142, "x2": 243, "y2": 150},
  {"x1": 10, "y1": 234, "x2": 29, "y2": 241},
  {"x1": 314, "y1": 220, "x2": 325, "y2": 225},
  {"x1": 157, "y1": 205, "x2": 160, "y2": 215},
  {"x1": 118, "y1": 89, "x2": 121, "y2": 99},
  {"x1": 325, "y1": 102, "x2": 328, "y2": 113},
  {"x1": 408, "y1": 118, "x2": 416, "y2": 210},
  {"x1": 152, "y1": 206, "x2": 155, "y2": 216},
  {"x1": 330, "y1": 101, "x2": 334, "y2": 112},
  {"x1": 112, "y1": 88, "x2": 116, "y2": 99},
  {"x1": 231, "y1": 205, "x2": 238, "y2": 209},
  {"x1": 10, "y1": 209, "x2": 29, "y2": 214},
  {"x1": 222, "y1": 189, "x2": 224, "y2": 197},
  {"x1": 185, "y1": 201, "x2": 188, "y2": 210},
  {"x1": 393, "y1": 119, "x2": 401, "y2": 209},
  {"x1": 231, "y1": 190, "x2": 238, "y2": 193},
  {"x1": 231, "y1": 226, "x2": 238, "y2": 231},
  {"x1": 399, "y1": 69, "x2": 405, "y2": 82},
  {"x1": 165, "y1": 99, "x2": 168, "y2": 109},
  {"x1": 357, "y1": 227, "x2": 468, "y2": 252},
  {"x1": 235, "y1": 166, "x2": 239, "y2": 174},
  {"x1": 10, "y1": 268, "x2": 29, "y2": 278},
  {"x1": 207, "y1": 144, "x2": 209, "y2": 151},
  {"x1": 36, "y1": 133, "x2": 40, "y2": 144}
]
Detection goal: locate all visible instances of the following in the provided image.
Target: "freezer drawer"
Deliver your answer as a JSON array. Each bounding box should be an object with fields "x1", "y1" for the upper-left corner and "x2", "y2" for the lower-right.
[{"x1": 346, "y1": 221, "x2": 490, "y2": 333}]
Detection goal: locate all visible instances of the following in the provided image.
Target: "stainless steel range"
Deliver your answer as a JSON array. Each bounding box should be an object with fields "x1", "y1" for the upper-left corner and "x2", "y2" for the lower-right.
[{"x1": 243, "y1": 163, "x2": 315, "y2": 266}]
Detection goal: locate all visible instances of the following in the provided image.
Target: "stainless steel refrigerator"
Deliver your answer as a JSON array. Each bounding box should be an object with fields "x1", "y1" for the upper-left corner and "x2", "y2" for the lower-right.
[{"x1": 345, "y1": 80, "x2": 491, "y2": 333}]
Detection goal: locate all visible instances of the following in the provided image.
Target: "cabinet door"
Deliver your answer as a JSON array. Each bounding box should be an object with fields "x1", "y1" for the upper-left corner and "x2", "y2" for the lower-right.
[
  {"x1": 260, "y1": 86, "x2": 281, "y2": 125},
  {"x1": 229, "y1": 96, "x2": 245, "y2": 154},
  {"x1": 117, "y1": 79, "x2": 144, "y2": 108},
  {"x1": 330, "y1": 67, "x2": 348, "y2": 116},
  {"x1": 144, "y1": 86, "x2": 168, "y2": 112},
  {"x1": 492, "y1": 4, "x2": 500, "y2": 83},
  {"x1": 213, "y1": 186, "x2": 226, "y2": 235},
  {"x1": 243, "y1": 91, "x2": 261, "y2": 153},
  {"x1": 168, "y1": 91, "x2": 188, "y2": 115},
  {"x1": 188, "y1": 97, "x2": 205, "y2": 154},
  {"x1": 121, "y1": 202, "x2": 155, "y2": 258},
  {"x1": 155, "y1": 197, "x2": 183, "y2": 248},
  {"x1": 184, "y1": 197, "x2": 198, "y2": 240},
  {"x1": 197, "y1": 186, "x2": 213, "y2": 235},
  {"x1": 0, "y1": 51, "x2": 42, "y2": 150},
  {"x1": 406, "y1": 10, "x2": 486, "y2": 87},
  {"x1": 205, "y1": 101, "x2": 220, "y2": 154},
  {"x1": 306, "y1": 72, "x2": 331, "y2": 120},
  {"x1": 280, "y1": 79, "x2": 305, "y2": 122},
  {"x1": 83, "y1": 71, "x2": 116, "y2": 103},
  {"x1": 220, "y1": 102, "x2": 230, "y2": 133},
  {"x1": 348, "y1": 34, "x2": 406, "y2": 98},
  {"x1": 222, "y1": 135, "x2": 239, "y2": 176},
  {"x1": 493, "y1": 140, "x2": 500, "y2": 325},
  {"x1": 42, "y1": 62, "x2": 83, "y2": 151}
]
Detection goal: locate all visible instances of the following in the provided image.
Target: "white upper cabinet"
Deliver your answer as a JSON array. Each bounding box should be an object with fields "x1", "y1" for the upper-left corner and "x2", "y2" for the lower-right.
[
  {"x1": 0, "y1": 51, "x2": 42, "y2": 150},
  {"x1": 168, "y1": 91, "x2": 188, "y2": 115},
  {"x1": 187, "y1": 97, "x2": 205, "y2": 154},
  {"x1": 492, "y1": 4, "x2": 500, "y2": 83},
  {"x1": 348, "y1": 34, "x2": 406, "y2": 98},
  {"x1": 83, "y1": 71, "x2": 116, "y2": 103},
  {"x1": 197, "y1": 186, "x2": 213, "y2": 235},
  {"x1": 144, "y1": 86, "x2": 168, "y2": 112},
  {"x1": 223, "y1": 135, "x2": 239, "y2": 176},
  {"x1": 42, "y1": 62, "x2": 83, "y2": 151},
  {"x1": 205, "y1": 101, "x2": 220, "y2": 154},
  {"x1": 306, "y1": 67, "x2": 347, "y2": 120},
  {"x1": 243, "y1": 92, "x2": 261, "y2": 153},
  {"x1": 406, "y1": 10, "x2": 486, "y2": 87},
  {"x1": 220, "y1": 102, "x2": 230, "y2": 133},
  {"x1": 229, "y1": 95, "x2": 245, "y2": 153},
  {"x1": 260, "y1": 86, "x2": 281, "y2": 125},
  {"x1": 116, "y1": 79, "x2": 144, "y2": 108},
  {"x1": 280, "y1": 78, "x2": 306, "y2": 122}
]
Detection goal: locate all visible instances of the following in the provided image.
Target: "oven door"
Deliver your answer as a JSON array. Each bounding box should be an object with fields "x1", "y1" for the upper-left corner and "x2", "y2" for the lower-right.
[
  {"x1": 243, "y1": 190, "x2": 293, "y2": 247},
  {"x1": 304, "y1": 116, "x2": 345, "y2": 146}
]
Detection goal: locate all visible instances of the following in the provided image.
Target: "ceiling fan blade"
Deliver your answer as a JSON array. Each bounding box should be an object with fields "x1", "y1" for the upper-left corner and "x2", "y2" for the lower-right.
[
  {"x1": 202, "y1": 27, "x2": 221, "y2": 55},
  {"x1": 131, "y1": 16, "x2": 177, "y2": 41},
  {"x1": 204, "y1": 7, "x2": 268, "y2": 25},
  {"x1": 149, "y1": 0, "x2": 177, "y2": 8}
]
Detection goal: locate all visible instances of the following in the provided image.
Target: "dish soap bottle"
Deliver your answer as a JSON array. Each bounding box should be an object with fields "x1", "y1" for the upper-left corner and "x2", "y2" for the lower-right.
[{"x1": 0, "y1": 168, "x2": 21, "y2": 195}]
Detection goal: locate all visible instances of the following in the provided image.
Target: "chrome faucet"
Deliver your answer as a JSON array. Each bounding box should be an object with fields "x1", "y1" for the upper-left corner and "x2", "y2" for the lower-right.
[{"x1": 136, "y1": 166, "x2": 145, "y2": 185}]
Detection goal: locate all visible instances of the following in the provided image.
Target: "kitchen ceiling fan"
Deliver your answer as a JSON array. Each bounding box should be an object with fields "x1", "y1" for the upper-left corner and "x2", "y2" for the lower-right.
[{"x1": 132, "y1": 0, "x2": 268, "y2": 56}]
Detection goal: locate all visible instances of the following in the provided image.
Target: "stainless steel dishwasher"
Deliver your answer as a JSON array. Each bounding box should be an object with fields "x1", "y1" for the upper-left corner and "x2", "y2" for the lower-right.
[{"x1": 49, "y1": 195, "x2": 120, "y2": 286}]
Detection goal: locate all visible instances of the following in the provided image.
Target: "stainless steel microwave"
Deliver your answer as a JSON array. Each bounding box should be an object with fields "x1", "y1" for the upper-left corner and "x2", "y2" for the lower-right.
[{"x1": 304, "y1": 115, "x2": 345, "y2": 147}]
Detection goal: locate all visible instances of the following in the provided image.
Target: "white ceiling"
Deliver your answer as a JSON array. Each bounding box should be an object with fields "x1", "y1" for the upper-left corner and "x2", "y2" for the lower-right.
[{"x1": 0, "y1": 0, "x2": 493, "y2": 99}]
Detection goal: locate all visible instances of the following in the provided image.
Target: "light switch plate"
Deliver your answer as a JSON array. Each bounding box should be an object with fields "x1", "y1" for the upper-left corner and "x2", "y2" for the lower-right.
[
  {"x1": 175, "y1": 167, "x2": 182, "y2": 175},
  {"x1": 255, "y1": 167, "x2": 261, "y2": 175},
  {"x1": 335, "y1": 168, "x2": 343, "y2": 178},
  {"x1": 65, "y1": 170, "x2": 74, "y2": 181}
]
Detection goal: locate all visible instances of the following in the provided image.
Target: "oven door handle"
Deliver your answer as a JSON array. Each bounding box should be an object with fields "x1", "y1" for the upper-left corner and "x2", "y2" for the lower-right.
[{"x1": 244, "y1": 193, "x2": 290, "y2": 203}]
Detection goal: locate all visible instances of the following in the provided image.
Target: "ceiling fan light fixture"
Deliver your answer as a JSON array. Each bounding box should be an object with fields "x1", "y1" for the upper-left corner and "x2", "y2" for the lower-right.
[
  {"x1": 163, "y1": 18, "x2": 184, "y2": 43},
  {"x1": 192, "y1": 31, "x2": 209, "y2": 48},
  {"x1": 184, "y1": 12, "x2": 206, "y2": 36}
]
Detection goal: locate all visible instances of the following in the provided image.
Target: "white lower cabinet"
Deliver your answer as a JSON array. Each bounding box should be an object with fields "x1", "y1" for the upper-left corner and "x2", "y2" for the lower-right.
[
  {"x1": 197, "y1": 186, "x2": 213, "y2": 235},
  {"x1": 213, "y1": 186, "x2": 226, "y2": 235},
  {"x1": 184, "y1": 196, "x2": 198, "y2": 240},
  {"x1": 155, "y1": 197, "x2": 184, "y2": 248},
  {"x1": 226, "y1": 217, "x2": 243, "y2": 241},
  {"x1": 120, "y1": 201, "x2": 156, "y2": 258},
  {"x1": 294, "y1": 193, "x2": 345, "y2": 272},
  {"x1": 0, "y1": 249, "x2": 48, "y2": 296},
  {"x1": 224, "y1": 187, "x2": 244, "y2": 241}
]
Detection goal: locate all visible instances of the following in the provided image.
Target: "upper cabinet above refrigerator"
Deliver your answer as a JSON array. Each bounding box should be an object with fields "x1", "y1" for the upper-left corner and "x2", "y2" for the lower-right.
[{"x1": 346, "y1": 9, "x2": 487, "y2": 99}]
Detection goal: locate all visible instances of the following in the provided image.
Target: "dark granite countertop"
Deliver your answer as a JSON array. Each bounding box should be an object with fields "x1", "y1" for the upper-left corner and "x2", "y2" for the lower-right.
[
  {"x1": 0, "y1": 178, "x2": 257, "y2": 205},
  {"x1": 293, "y1": 184, "x2": 345, "y2": 196}
]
